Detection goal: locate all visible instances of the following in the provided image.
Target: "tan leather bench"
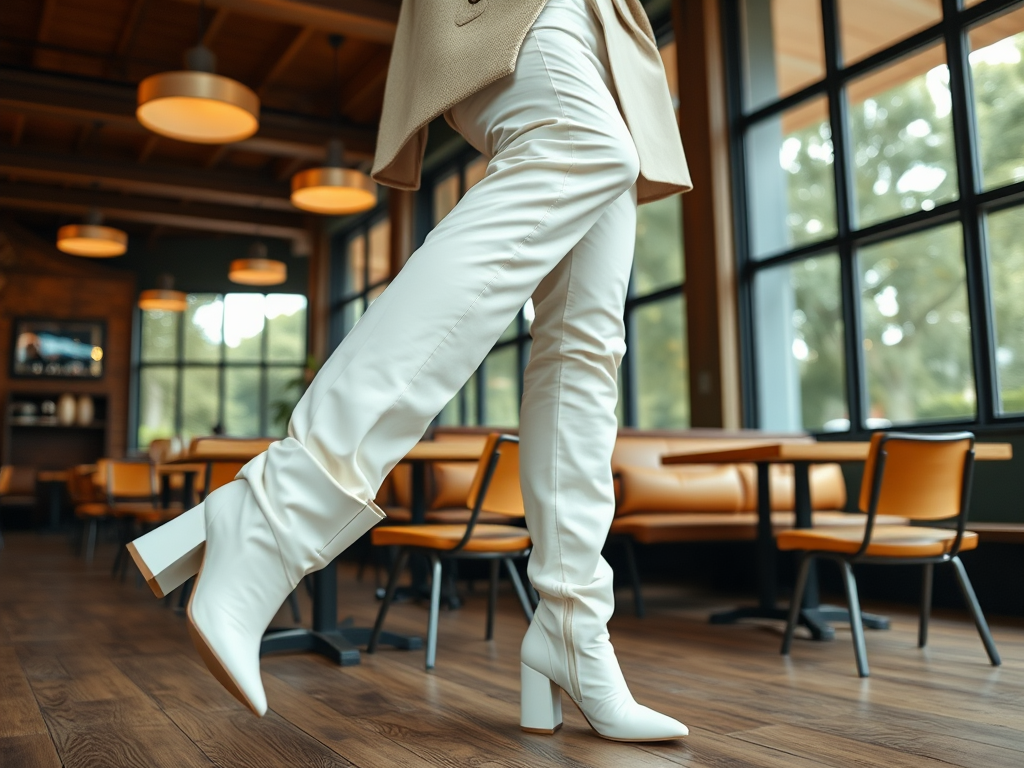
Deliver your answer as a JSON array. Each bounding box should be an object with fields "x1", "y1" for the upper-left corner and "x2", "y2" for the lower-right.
[{"x1": 606, "y1": 430, "x2": 906, "y2": 617}]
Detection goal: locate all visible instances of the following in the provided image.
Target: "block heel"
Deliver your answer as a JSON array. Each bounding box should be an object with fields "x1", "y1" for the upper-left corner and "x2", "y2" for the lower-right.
[
  {"x1": 520, "y1": 662, "x2": 563, "y2": 734},
  {"x1": 126, "y1": 503, "x2": 206, "y2": 598}
]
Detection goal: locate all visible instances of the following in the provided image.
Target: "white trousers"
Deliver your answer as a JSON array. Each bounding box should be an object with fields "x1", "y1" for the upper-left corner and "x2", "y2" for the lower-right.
[{"x1": 242, "y1": 0, "x2": 639, "y2": 589}]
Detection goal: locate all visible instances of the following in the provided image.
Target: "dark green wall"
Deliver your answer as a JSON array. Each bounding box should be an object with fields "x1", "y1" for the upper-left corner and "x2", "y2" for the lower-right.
[{"x1": 112, "y1": 235, "x2": 308, "y2": 297}]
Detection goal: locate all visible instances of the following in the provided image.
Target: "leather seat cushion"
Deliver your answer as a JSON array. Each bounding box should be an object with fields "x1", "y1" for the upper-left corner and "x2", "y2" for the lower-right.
[
  {"x1": 372, "y1": 523, "x2": 530, "y2": 552},
  {"x1": 776, "y1": 525, "x2": 978, "y2": 558}
]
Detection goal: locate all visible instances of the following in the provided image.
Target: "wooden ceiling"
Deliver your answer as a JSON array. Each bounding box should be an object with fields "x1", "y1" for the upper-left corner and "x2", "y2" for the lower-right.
[{"x1": 0, "y1": 0, "x2": 401, "y2": 252}]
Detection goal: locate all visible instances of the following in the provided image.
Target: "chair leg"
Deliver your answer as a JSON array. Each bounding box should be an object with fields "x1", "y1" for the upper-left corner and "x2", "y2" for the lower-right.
[
  {"x1": 288, "y1": 590, "x2": 302, "y2": 623},
  {"x1": 919, "y1": 562, "x2": 934, "y2": 648},
  {"x1": 950, "y1": 556, "x2": 1001, "y2": 666},
  {"x1": 839, "y1": 561, "x2": 870, "y2": 677},
  {"x1": 368, "y1": 548, "x2": 409, "y2": 654},
  {"x1": 781, "y1": 554, "x2": 813, "y2": 656},
  {"x1": 505, "y1": 558, "x2": 534, "y2": 622},
  {"x1": 426, "y1": 554, "x2": 443, "y2": 670},
  {"x1": 486, "y1": 559, "x2": 499, "y2": 641},
  {"x1": 178, "y1": 576, "x2": 194, "y2": 610},
  {"x1": 621, "y1": 537, "x2": 646, "y2": 619},
  {"x1": 85, "y1": 519, "x2": 98, "y2": 564}
]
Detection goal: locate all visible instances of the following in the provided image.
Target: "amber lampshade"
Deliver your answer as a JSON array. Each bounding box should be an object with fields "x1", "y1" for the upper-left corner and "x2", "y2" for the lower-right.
[
  {"x1": 290, "y1": 166, "x2": 377, "y2": 215},
  {"x1": 136, "y1": 46, "x2": 259, "y2": 144},
  {"x1": 229, "y1": 258, "x2": 287, "y2": 286},
  {"x1": 138, "y1": 289, "x2": 188, "y2": 312},
  {"x1": 56, "y1": 223, "x2": 128, "y2": 257}
]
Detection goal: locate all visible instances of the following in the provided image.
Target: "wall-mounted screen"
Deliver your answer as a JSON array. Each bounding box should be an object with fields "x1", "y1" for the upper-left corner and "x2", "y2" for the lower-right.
[{"x1": 11, "y1": 319, "x2": 106, "y2": 379}]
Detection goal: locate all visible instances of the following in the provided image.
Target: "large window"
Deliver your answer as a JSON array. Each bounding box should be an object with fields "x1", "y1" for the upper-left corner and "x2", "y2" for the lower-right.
[
  {"x1": 334, "y1": 216, "x2": 391, "y2": 338},
  {"x1": 136, "y1": 293, "x2": 308, "y2": 447},
  {"x1": 728, "y1": 0, "x2": 1024, "y2": 431}
]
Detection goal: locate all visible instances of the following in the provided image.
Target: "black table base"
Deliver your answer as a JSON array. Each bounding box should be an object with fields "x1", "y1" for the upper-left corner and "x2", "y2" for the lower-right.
[
  {"x1": 259, "y1": 559, "x2": 421, "y2": 665},
  {"x1": 708, "y1": 461, "x2": 890, "y2": 641}
]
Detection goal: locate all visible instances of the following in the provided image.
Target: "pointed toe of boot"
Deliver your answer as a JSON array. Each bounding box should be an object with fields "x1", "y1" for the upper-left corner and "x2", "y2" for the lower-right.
[
  {"x1": 187, "y1": 597, "x2": 268, "y2": 716},
  {"x1": 616, "y1": 705, "x2": 688, "y2": 741}
]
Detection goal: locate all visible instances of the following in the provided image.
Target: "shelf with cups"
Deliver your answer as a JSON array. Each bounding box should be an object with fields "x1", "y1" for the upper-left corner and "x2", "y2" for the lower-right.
[{"x1": 3, "y1": 392, "x2": 108, "y2": 469}]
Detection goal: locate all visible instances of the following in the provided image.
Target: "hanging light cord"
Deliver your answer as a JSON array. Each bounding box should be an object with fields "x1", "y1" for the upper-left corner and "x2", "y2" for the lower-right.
[{"x1": 197, "y1": 0, "x2": 207, "y2": 46}]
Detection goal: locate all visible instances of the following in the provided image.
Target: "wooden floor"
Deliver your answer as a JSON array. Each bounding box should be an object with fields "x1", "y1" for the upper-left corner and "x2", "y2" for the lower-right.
[{"x1": 2, "y1": 532, "x2": 1023, "y2": 768}]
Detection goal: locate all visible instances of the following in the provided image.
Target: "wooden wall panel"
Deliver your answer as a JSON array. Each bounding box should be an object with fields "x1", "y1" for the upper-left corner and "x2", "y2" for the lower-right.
[
  {"x1": 674, "y1": 0, "x2": 743, "y2": 428},
  {"x1": 0, "y1": 220, "x2": 135, "y2": 462}
]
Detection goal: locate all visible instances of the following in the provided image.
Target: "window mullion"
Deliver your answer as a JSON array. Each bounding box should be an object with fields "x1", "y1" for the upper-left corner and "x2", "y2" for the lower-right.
[
  {"x1": 943, "y1": 0, "x2": 995, "y2": 423},
  {"x1": 821, "y1": 0, "x2": 866, "y2": 433}
]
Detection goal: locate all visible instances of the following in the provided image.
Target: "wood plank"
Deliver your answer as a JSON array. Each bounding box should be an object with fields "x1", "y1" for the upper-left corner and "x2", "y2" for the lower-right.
[
  {"x1": 1, "y1": 532, "x2": 1023, "y2": 767},
  {"x1": 0, "y1": 648, "x2": 54, "y2": 752},
  {"x1": 0, "y1": 734, "x2": 62, "y2": 768}
]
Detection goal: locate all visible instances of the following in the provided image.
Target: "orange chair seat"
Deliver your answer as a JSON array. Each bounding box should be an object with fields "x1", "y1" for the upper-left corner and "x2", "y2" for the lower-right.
[
  {"x1": 74, "y1": 503, "x2": 109, "y2": 518},
  {"x1": 776, "y1": 525, "x2": 978, "y2": 558},
  {"x1": 425, "y1": 507, "x2": 510, "y2": 525},
  {"x1": 131, "y1": 507, "x2": 183, "y2": 525},
  {"x1": 611, "y1": 511, "x2": 910, "y2": 545},
  {"x1": 110, "y1": 503, "x2": 162, "y2": 518},
  {"x1": 372, "y1": 523, "x2": 531, "y2": 553}
]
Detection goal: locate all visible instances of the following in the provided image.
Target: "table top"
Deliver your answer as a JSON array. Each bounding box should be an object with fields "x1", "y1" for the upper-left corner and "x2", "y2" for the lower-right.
[
  {"x1": 37, "y1": 470, "x2": 69, "y2": 482},
  {"x1": 400, "y1": 441, "x2": 484, "y2": 463},
  {"x1": 156, "y1": 462, "x2": 208, "y2": 474},
  {"x1": 163, "y1": 437, "x2": 485, "y2": 466},
  {"x1": 663, "y1": 440, "x2": 1013, "y2": 465},
  {"x1": 164, "y1": 437, "x2": 278, "y2": 464}
]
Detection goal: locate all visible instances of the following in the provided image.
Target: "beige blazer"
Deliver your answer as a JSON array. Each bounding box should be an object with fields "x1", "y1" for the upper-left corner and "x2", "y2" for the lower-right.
[{"x1": 371, "y1": 0, "x2": 691, "y2": 204}]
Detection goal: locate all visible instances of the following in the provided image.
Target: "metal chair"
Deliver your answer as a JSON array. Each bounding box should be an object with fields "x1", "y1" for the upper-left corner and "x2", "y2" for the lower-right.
[
  {"x1": 780, "y1": 432, "x2": 1001, "y2": 677},
  {"x1": 368, "y1": 433, "x2": 535, "y2": 669}
]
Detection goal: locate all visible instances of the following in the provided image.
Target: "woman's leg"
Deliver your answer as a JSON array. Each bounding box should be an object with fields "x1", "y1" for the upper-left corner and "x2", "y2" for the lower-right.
[
  {"x1": 145, "y1": 0, "x2": 644, "y2": 716},
  {"x1": 518, "y1": 187, "x2": 688, "y2": 740}
]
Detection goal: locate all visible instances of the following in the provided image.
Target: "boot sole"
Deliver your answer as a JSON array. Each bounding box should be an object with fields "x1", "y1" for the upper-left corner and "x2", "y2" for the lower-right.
[
  {"x1": 126, "y1": 504, "x2": 206, "y2": 599},
  {"x1": 521, "y1": 666, "x2": 686, "y2": 743},
  {"x1": 186, "y1": 556, "x2": 263, "y2": 717}
]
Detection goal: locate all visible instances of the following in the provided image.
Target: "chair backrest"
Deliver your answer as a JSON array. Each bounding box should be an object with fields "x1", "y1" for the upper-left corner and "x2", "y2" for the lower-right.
[
  {"x1": 0, "y1": 466, "x2": 37, "y2": 498},
  {"x1": 66, "y1": 465, "x2": 100, "y2": 504},
  {"x1": 465, "y1": 434, "x2": 524, "y2": 518},
  {"x1": 106, "y1": 461, "x2": 156, "y2": 504},
  {"x1": 148, "y1": 438, "x2": 173, "y2": 464},
  {"x1": 204, "y1": 461, "x2": 245, "y2": 496},
  {"x1": 858, "y1": 432, "x2": 974, "y2": 521}
]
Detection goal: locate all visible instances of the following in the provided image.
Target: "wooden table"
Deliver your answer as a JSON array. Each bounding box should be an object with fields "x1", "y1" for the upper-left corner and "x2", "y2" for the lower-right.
[
  {"x1": 663, "y1": 440, "x2": 1013, "y2": 640},
  {"x1": 162, "y1": 437, "x2": 411, "y2": 667},
  {"x1": 37, "y1": 469, "x2": 69, "y2": 530}
]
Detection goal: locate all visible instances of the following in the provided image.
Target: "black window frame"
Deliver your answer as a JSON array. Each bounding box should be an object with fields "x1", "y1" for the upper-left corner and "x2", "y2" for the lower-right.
[
  {"x1": 723, "y1": 0, "x2": 1024, "y2": 434},
  {"x1": 133, "y1": 292, "x2": 309, "y2": 448}
]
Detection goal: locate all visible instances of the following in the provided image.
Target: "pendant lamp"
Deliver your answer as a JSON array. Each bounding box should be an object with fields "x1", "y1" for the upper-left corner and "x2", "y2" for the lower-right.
[
  {"x1": 290, "y1": 36, "x2": 376, "y2": 215},
  {"x1": 57, "y1": 209, "x2": 127, "y2": 257},
  {"x1": 291, "y1": 139, "x2": 377, "y2": 214},
  {"x1": 136, "y1": 2, "x2": 259, "y2": 144},
  {"x1": 139, "y1": 274, "x2": 188, "y2": 312},
  {"x1": 229, "y1": 241, "x2": 287, "y2": 286}
]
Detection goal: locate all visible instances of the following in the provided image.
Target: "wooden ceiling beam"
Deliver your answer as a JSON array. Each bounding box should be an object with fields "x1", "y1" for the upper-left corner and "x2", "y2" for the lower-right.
[
  {"x1": 0, "y1": 146, "x2": 295, "y2": 212},
  {"x1": 203, "y1": 8, "x2": 232, "y2": 48},
  {"x1": 0, "y1": 182, "x2": 311, "y2": 253},
  {"x1": 259, "y1": 25, "x2": 315, "y2": 95},
  {"x1": 138, "y1": 134, "x2": 159, "y2": 164},
  {"x1": 0, "y1": 68, "x2": 376, "y2": 158},
  {"x1": 10, "y1": 114, "x2": 26, "y2": 147},
  {"x1": 177, "y1": 0, "x2": 398, "y2": 44},
  {"x1": 115, "y1": 0, "x2": 149, "y2": 57},
  {"x1": 33, "y1": 0, "x2": 60, "y2": 68}
]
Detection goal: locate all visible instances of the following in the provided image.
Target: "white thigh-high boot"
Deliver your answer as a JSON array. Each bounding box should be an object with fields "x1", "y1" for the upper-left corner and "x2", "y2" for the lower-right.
[
  {"x1": 518, "y1": 188, "x2": 688, "y2": 741},
  {"x1": 129, "y1": 0, "x2": 644, "y2": 717}
]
